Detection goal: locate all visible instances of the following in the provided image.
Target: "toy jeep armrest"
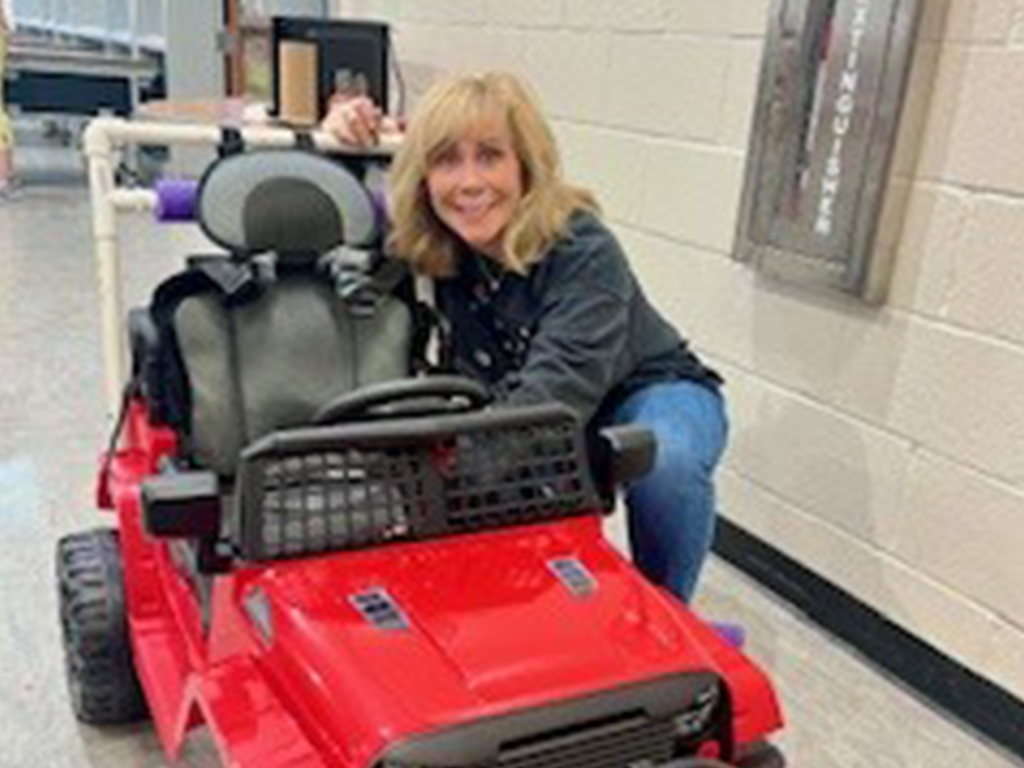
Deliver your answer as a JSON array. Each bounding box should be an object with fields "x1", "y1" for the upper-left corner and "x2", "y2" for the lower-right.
[
  {"x1": 598, "y1": 424, "x2": 656, "y2": 485},
  {"x1": 141, "y1": 471, "x2": 222, "y2": 539}
]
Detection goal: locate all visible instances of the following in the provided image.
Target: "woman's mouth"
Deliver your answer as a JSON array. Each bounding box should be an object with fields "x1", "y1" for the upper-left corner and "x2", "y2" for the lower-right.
[{"x1": 455, "y1": 201, "x2": 494, "y2": 219}]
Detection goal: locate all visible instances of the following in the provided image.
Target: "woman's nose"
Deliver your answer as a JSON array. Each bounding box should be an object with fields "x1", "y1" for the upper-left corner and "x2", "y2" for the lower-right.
[{"x1": 454, "y1": 161, "x2": 485, "y2": 190}]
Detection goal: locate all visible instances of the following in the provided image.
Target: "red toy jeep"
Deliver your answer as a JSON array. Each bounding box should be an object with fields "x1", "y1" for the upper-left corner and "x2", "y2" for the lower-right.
[{"x1": 57, "y1": 145, "x2": 783, "y2": 768}]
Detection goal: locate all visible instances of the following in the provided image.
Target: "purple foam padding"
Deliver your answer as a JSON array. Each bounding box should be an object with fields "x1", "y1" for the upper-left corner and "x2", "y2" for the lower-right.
[
  {"x1": 368, "y1": 187, "x2": 389, "y2": 235},
  {"x1": 154, "y1": 179, "x2": 199, "y2": 223},
  {"x1": 711, "y1": 621, "x2": 747, "y2": 649}
]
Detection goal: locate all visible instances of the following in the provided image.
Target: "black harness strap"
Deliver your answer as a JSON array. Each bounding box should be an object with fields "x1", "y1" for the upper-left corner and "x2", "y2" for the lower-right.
[
  {"x1": 218, "y1": 126, "x2": 245, "y2": 158},
  {"x1": 186, "y1": 255, "x2": 263, "y2": 303},
  {"x1": 293, "y1": 130, "x2": 316, "y2": 152}
]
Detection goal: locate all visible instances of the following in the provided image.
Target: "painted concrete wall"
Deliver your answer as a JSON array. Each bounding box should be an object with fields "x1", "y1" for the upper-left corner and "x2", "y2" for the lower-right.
[{"x1": 332, "y1": 0, "x2": 1024, "y2": 700}]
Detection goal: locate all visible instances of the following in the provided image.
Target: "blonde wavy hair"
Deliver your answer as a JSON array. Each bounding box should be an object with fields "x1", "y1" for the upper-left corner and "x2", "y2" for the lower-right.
[{"x1": 386, "y1": 71, "x2": 598, "y2": 276}]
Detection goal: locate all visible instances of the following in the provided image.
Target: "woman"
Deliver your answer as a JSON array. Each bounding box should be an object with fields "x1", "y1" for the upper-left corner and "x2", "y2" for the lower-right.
[
  {"x1": 323, "y1": 72, "x2": 726, "y2": 602},
  {"x1": 0, "y1": 0, "x2": 15, "y2": 198}
]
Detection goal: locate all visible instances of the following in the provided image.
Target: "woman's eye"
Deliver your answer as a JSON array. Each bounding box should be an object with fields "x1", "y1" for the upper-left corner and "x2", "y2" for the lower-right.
[
  {"x1": 480, "y1": 146, "x2": 504, "y2": 163},
  {"x1": 433, "y1": 149, "x2": 460, "y2": 168}
]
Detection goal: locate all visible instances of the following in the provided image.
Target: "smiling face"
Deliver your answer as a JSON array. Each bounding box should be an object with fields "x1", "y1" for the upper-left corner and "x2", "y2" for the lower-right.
[{"x1": 425, "y1": 118, "x2": 524, "y2": 260}]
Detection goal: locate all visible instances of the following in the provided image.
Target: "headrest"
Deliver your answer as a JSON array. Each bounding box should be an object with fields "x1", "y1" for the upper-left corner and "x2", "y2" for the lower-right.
[{"x1": 196, "y1": 150, "x2": 380, "y2": 257}]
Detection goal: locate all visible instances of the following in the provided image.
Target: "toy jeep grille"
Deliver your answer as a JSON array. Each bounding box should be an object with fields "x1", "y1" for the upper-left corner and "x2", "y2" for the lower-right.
[
  {"x1": 498, "y1": 714, "x2": 676, "y2": 768},
  {"x1": 234, "y1": 403, "x2": 600, "y2": 561},
  {"x1": 380, "y1": 672, "x2": 726, "y2": 768}
]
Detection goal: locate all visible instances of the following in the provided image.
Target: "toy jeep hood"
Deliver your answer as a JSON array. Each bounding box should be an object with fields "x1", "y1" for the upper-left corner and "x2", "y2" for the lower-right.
[{"x1": 232, "y1": 518, "x2": 781, "y2": 768}]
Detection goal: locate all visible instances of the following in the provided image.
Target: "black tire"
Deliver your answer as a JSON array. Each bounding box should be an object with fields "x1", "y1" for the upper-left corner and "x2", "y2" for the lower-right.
[
  {"x1": 736, "y1": 742, "x2": 785, "y2": 768},
  {"x1": 56, "y1": 528, "x2": 148, "y2": 724}
]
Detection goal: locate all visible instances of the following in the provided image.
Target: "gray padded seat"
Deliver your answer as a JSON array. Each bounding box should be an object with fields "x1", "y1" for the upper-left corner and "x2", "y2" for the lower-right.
[
  {"x1": 175, "y1": 148, "x2": 412, "y2": 476},
  {"x1": 176, "y1": 276, "x2": 410, "y2": 476}
]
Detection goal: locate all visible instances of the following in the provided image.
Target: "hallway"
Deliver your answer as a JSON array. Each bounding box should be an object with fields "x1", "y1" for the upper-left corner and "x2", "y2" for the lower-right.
[{"x1": 0, "y1": 131, "x2": 1020, "y2": 768}]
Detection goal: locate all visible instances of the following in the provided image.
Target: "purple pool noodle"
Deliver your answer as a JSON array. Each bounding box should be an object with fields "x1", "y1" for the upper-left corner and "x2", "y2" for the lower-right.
[
  {"x1": 369, "y1": 187, "x2": 390, "y2": 231},
  {"x1": 710, "y1": 621, "x2": 747, "y2": 649},
  {"x1": 154, "y1": 179, "x2": 199, "y2": 222}
]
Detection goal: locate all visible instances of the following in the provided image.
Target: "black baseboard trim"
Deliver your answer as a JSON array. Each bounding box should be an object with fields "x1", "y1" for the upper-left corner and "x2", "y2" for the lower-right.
[{"x1": 713, "y1": 518, "x2": 1024, "y2": 760}]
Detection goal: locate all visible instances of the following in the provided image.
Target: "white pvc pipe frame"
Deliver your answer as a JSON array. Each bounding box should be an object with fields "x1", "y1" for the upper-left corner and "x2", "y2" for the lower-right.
[{"x1": 83, "y1": 116, "x2": 395, "y2": 420}]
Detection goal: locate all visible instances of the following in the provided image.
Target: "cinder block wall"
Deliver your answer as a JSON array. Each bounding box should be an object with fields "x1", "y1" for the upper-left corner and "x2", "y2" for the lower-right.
[{"x1": 333, "y1": 0, "x2": 1024, "y2": 700}]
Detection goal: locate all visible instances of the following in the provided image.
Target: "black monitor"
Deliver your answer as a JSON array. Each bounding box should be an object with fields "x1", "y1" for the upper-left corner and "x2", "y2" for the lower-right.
[{"x1": 271, "y1": 17, "x2": 390, "y2": 121}]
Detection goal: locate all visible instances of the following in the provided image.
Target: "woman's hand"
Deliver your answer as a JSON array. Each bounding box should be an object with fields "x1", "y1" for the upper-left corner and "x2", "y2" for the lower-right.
[{"x1": 321, "y1": 95, "x2": 404, "y2": 148}]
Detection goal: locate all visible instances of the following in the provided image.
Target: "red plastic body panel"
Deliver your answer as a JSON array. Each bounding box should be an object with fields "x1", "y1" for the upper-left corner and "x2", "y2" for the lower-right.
[{"x1": 103, "y1": 402, "x2": 783, "y2": 768}]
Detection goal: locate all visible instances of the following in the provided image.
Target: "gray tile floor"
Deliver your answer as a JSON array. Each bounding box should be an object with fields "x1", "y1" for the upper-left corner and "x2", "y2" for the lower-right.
[{"x1": 1, "y1": 128, "x2": 1021, "y2": 768}]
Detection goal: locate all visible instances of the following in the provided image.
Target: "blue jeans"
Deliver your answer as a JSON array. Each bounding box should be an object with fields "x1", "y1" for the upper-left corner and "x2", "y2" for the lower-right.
[{"x1": 611, "y1": 380, "x2": 728, "y2": 602}]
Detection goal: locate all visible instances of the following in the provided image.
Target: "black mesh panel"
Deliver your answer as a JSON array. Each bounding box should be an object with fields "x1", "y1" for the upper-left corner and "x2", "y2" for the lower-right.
[{"x1": 234, "y1": 405, "x2": 600, "y2": 561}]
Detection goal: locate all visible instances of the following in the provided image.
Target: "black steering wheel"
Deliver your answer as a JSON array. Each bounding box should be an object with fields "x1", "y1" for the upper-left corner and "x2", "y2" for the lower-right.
[{"x1": 313, "y1": 375, "x2": 492, "y2": 424}]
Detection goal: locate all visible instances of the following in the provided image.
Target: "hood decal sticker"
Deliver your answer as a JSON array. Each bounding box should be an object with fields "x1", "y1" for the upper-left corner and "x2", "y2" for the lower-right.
[
  {"x1": 350, "y1": 587, "x2": 410, "y2": 631},
  {"x1": 548, "y1": 557, "x2": 597, "y2": 598}
]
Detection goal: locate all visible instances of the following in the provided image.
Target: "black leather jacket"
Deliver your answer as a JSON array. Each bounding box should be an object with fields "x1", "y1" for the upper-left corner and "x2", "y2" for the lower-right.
[{"x1": 435, "y1": 211, "x2": 721, "y2": 423}]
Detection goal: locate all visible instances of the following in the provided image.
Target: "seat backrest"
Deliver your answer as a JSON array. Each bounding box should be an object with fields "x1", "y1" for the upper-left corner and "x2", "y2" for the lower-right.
[
  {"x1": 139, "y1": 147, "x2": 413, "y2": 476},
  {"x1": 174, "y1": 271, "x2": 411, "y2": 475}
]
